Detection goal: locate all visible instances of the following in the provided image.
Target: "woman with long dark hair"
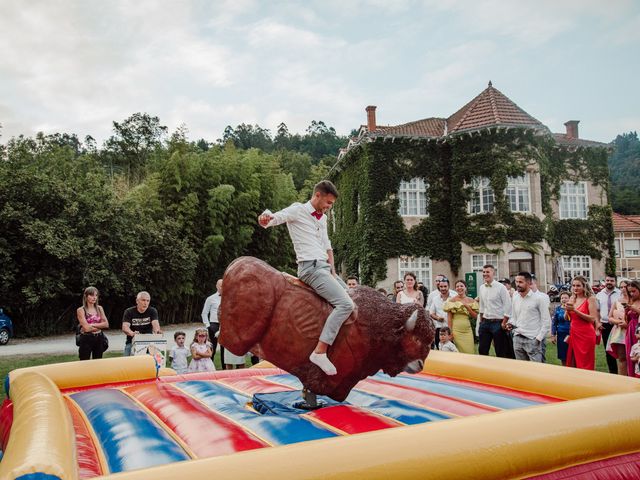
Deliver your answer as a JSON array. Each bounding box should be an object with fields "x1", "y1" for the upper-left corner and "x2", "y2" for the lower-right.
[{"x1": 76, "y1": 286, "x2": 109, "y2": 360}]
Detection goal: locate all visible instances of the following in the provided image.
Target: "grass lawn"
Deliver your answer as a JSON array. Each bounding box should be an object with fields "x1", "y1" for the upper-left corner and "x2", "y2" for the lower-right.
[{"x1": 0, "y1": 341, "x2": 614, "y2": 402}]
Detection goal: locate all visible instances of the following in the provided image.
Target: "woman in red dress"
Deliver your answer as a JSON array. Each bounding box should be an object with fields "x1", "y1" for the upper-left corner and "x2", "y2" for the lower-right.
[
  {"x1": 565, "y1": 276, "x2": 598, "y2": 370},
  {"x1": 623, "y1": 280, "x2": 640, "y2": 377}
]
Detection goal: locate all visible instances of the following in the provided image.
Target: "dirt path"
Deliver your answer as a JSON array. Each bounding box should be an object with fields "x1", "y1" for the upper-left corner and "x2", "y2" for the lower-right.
[{"x1": 0, "y1": 322, "x2": 205, "y2": 357}]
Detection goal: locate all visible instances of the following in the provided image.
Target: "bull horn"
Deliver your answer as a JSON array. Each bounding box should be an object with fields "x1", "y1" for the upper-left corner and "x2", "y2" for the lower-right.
[{"x1": 405, "y1": 309, "x2": 419, "y2": 332}]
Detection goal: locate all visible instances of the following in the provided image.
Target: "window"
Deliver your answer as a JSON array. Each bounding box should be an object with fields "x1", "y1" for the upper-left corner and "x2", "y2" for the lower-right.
[
  {"x1": 615, "y1": 239, "x2": 621, "y2": 257},
  {"x1": 624, "y1": 239, "x2": 640, "y2": 257},
  {"x1": 559, "y1": 181, "x2": 587, "y2": 219},
  {"x1": 506, "y1": 175, "x2": 530, "y2": 213},
  {"x1": 398, "y1": 256, "x2": 431, "y2": 285},
  {"x1": 471, "y1": 254, "x2": 498, "y2": 277},
  {"x1": 469, "y1": 177, "x2": 494, "y2": 214},
  {"x1": 562, "y1": 256, "x2": 591, "y2": 283},
  {"x1": 399, "y1": 178, "x2": 428, "y2": 216}
]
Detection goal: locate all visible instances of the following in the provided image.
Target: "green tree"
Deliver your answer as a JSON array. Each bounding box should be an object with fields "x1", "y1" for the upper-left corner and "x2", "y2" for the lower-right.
[
  {"x1": 609, "y1": 131, "x2": 640, "y2": 214},
  {"x1": 103, "y1": 113, "x2": 168, "y2": 183}
]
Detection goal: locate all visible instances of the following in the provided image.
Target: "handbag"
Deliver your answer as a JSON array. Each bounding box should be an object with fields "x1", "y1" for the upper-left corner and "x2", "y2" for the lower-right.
[
  {"x1": 75, "y1": 324, "x2": 82, "y2": 346},
  {"x1": 101, "y1": 332, "x2": 109, "y2": 352}
]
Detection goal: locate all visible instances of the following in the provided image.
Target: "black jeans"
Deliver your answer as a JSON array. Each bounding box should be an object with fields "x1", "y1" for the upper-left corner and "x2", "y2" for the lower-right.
[
  {"x1": 78, "y1": 333, "x2": 104, "y2": 360},
  {"x1": 478, "y1": 320, "x2": 515, "y2": 359},
  {"x1": 600, "y1": 322, "x2": 617, "y2": 374},
  {"x1": 207, "y1": 323, "x2": 220, "y2": 357}
]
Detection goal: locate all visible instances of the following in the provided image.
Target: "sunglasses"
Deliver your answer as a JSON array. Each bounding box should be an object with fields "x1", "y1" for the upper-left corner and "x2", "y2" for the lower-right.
[{"x1": 197, "y1": 334, "x2": 207, "y2": 337}]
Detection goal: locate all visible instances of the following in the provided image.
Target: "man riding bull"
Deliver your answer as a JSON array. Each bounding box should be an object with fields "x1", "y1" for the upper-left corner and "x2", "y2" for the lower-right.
[{"x1": 258, "y1": 180, "x2": 353, "y2": 376}]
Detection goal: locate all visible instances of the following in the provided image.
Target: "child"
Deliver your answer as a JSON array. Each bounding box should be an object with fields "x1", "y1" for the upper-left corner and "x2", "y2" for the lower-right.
[
  {"x1": 439, "y1": 327, "x2": 459, "y2": 353},
  {"x1": 629, "y1": 325, "x2": 640, "y2": 376},
  {"x1": 188, "y1": 327, "x2": 216, "y2": 372},
  {"x1": 169, "y1": 331, "x2": 190, "y2": 374}
]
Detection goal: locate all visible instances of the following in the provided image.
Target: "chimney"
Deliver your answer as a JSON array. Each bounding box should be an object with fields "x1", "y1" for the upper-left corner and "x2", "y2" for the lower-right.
[
  {"x1": 366, "y1": 105, "x2": 377, "y2": 132},
  {"x1": 564, "y1": 120, "x2": 579, "y2": 139}
]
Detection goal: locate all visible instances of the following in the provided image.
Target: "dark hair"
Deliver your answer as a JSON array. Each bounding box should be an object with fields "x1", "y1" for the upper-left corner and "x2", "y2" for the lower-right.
[
  {"x1": 517, "y1": 271, "x2": 532, "y2": 282},
  {"x1": 628, "y1": 280, "x2": 640, "y2": 295},
  {"x1": 439, "y1": 278, "x2": 450, "y2": 285},
  {"x1": 403, "y1": 272, "x2": 418, "y2": 291},
  {"x1": 347, "y1": 275, "x2": 358, "y2": 282},
  {"x1": 377, "y1": 288, "x2": 387, "y2": 296},
  {"x1": 605, "y1": 274, "x2": 617, "y2": 281},
  {"x1": 483, "y1": 264, "x2": 495, "y2": 271},
  {"x1": 314, "y1": 180, "x2": 338, "y2": 197},
  {"x1": 440, "y1": 326, "x2": 452, "y2": 335},
  {"x1": 174, "y1": 331, "x2": 186, "y2": 340},
  {"x1": 455, "y1": 279, "x2": 467, "y2": 288}
]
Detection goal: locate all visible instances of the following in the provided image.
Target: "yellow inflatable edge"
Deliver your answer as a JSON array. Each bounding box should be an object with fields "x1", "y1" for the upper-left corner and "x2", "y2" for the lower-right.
[{"x1": 0, "y1": 371, "x2": 77, "y2": 480}]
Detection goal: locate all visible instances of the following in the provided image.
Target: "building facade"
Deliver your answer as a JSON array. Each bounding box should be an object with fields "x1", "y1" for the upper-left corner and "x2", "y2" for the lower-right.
[
  {"x1": 329, "y1": 83, "x2": 614, "y2": 292},
  {"x1": 613, "y1": 213, "x2": 640, "y2": 280}
]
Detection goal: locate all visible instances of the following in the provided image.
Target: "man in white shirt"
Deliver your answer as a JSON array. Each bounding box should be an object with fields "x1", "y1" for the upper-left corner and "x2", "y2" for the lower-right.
[
  {"x1": 595, "y1": 275, "x2": 621, "y2": 374},
  {"x1": 201, "y1": 279, "x2": 223, "y2": 357},
  {"x1": 507, "y1": 272, "x2": 551, "y2": 362},
  {"x1": 429, "y1": 278, "x2": 456, "y2": 349},
  {"x1": 478, "y1": 265, "x2": 514, "y2": 358},
  {"x1": 426, "y1": 274, "x2": 456, "y2": 312},
  {"x1": 530, "y1": 274, "x2": 551, "y2": 362},
  {"x1": 259, "y1": 180, "x2": 354, "y2": 376}
]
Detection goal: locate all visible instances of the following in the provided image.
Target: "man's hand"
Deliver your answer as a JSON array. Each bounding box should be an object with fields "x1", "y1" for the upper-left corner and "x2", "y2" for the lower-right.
[{"x1": 258, "y1": 213, "x2": 274, "y2": 227}]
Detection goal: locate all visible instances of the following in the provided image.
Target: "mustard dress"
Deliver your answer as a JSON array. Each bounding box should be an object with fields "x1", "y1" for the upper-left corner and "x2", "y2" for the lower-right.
[{"x1": 443, "y1": 300, "x2": 478, "y2": 354}]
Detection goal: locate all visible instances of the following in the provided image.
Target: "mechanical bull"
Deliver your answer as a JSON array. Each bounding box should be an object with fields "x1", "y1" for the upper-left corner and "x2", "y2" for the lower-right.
[{"x1": 219, "y1": 256, "x2": 435, "y2": 402}]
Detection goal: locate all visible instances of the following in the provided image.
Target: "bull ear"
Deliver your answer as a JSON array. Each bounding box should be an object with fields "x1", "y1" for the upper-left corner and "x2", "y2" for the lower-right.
[{"x1": 404, "y1": 309, "x2": 419, "y2": 332}]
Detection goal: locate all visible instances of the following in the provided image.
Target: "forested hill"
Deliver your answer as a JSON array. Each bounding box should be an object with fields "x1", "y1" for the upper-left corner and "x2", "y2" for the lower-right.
[{"x1": 609, "y1": 132, "x2": 640, "y2": 215}]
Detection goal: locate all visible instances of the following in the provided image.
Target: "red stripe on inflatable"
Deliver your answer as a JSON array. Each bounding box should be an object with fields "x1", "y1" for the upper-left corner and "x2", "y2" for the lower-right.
[
  {"x1": 0, "y1": 399, "x2": 13, "y2": 452},
  {"x1": 306, "y1": 405, "x2": 400, "y2": 434},
  {"x1": 416, "y1": 373, "x2": 564, "y2": 403},
  {"x1": 527, "y1": 451, "x2": 640, "y2": 479},
  {"x1": 361, "y1": 378, "x2": 499, "y2": 416},
  {"x1": 61, "y1": 368, "x2": 288, "y2": 395},
  {"x1": 64, "y1": 397, "x2": 104, "y2": 479},
  {"x1": 124, "y1": 383, "x2": 267, "y2": 457},
  {"x1": 217, "y1": 376, "x2": 296, "y2": 395},
  {"x1": 158, "y1": 368, "x2": 288, "y2": 384}
]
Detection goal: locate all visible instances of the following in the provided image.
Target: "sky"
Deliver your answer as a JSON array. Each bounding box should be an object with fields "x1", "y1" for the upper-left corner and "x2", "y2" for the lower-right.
[{"x1": 1, "y1": 0, "x2": 639, "y2": 145}]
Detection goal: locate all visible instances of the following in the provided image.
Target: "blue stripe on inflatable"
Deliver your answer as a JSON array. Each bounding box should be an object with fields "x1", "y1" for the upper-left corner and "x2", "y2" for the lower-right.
[
  {"x1": 265, "y1": 373, "x2": 449, "y2": 424},
  {"x1": 177, "y1": 381, "x2": 336, "y2": 444},
  {"x1": 16, "y1": 474, "x2": 62, "y2": 480},
  {"x1": 71, "y1": 389, "x2": 189, "y2": 473},
  {"x1": 373, "y1": 373, "x2": 541, "y2": 409},
  {"x1": 345, "y1": 389, "x2": 450, "y2": 425},
  {"x1": 4, "y1": 375, "x2": 9, "y2": 398},
  {"x1": 265, "y1": 374, "x2": 303, "y2": 389}
]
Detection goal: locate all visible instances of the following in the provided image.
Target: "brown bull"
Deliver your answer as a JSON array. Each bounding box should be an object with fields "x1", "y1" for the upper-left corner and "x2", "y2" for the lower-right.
[{"x1": 219, "y1": 256, "x2": 435, "y2": 401}]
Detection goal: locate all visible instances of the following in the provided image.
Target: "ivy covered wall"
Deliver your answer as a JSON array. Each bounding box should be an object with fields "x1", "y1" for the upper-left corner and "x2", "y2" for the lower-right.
[{"x1": 329, "y1": 128, "x2": 615, "y2": 285}]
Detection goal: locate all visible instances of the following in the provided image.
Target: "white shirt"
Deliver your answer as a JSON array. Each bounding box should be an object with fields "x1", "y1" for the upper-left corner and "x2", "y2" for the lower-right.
[
  {"x1": 595, "y1": 288, "x2": 621, "y2": 324},
  {"x1": 201, "y1": 292, "x2": 221, "y2": 326},
  {"x1": 478, "y1": 280, "x2": 511, "y2": 320},
  {"x1": 427, "y1": 289, "x2": 457, "y2": 312},
  {"x1": 262, "y1": 201, "x2": 331, "y2": 263},
  {"x1": 429, "y1": 291, "x2": 456, "y2": 328},
  {"x1": 508, "y1": 289, "x2": 551, "y2": 341},
  {"x1": 439, "y1": 341, "x2": 459, "y2": 352}
]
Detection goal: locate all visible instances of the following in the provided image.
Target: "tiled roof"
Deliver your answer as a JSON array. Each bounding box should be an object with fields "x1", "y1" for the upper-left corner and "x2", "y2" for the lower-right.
[
  {"x1": 447, "y1": 82, "x2": 546, "y2": 133},
  {"x1": 551, "y1": 133, "x2": 610, "y2": 149},
  {"x1": 613, "y1": 212, "x2": 640, "y2": 232},
  {"x1": 372, "y1": 118, "x2": 446, "y2": 138}
]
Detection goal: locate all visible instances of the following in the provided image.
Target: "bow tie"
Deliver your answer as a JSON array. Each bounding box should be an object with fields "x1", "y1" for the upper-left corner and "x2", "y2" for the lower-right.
[
  {"x1": 311, "y1": 211, "x2": 323, "y2": 220},
  {"x1": 485, "y1": 283, "x2": 492, "y2": 287}
]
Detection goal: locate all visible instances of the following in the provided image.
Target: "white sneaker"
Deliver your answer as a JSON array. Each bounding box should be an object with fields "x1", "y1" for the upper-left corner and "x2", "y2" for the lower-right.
[{"x1": 309, "y1": 352, "x2": 337, "y2": 375}]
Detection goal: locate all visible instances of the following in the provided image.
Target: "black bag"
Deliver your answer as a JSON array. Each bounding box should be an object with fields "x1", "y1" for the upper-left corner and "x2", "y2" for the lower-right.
[
  {"x1": 75, "y1": 324, "x2": 82, "y2": 346},
  {"x1": 101, "y1": 332, "x2": 109, "y2": 352}
]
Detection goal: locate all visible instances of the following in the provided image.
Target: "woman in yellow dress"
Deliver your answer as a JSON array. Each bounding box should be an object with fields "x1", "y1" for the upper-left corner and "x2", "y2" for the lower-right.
[{"x1": 443, "y1": 280, "x2": 479, "y2": 354}]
